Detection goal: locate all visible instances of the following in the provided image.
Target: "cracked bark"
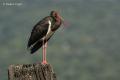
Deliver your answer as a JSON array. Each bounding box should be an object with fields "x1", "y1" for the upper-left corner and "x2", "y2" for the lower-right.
[{"x1": 8, "y1": 63, "x2": 57, "y2": 80}]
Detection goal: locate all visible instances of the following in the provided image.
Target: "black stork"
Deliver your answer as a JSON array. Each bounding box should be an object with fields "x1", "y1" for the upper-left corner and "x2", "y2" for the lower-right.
[{"x1": 27, "y1": 11, "x2": 63, "y2": 64}]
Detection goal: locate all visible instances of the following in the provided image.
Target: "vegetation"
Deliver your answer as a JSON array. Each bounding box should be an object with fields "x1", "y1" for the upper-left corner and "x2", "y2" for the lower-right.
[{"x1": 0, "y1": 0, "x2": 120, "y2": 80}]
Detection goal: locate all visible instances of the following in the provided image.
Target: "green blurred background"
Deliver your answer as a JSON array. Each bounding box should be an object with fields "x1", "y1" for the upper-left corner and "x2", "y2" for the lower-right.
[{"x1": 0, "y1": 0, "x2": 120, "y2": 80}]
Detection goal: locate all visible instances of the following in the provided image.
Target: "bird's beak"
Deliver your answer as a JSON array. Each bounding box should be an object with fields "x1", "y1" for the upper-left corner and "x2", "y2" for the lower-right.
[
  {"x1": 60, "y1": 16, "x2": 66, "y2": 28},
  {"x1": 57, "y1": 13, "x2": 63, "y2": 21},
  {"x1": 58, "y1": 14, "x2": 65, "y2": 27},
  {"x1": 61, "y1": 16, "x2": 64, "y2": 22},
  {"x1": 58, "y1": 15, "x2": 64, "y2": 22},
  {"x1": 60, "y1": 17, "x2": 69, "y2": 28}
]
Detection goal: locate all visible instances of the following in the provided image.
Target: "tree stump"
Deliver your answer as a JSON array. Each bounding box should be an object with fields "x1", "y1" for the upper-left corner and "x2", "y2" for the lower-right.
[{"x1": 8, "y1": 63, "x2": 57, "y2": 80}]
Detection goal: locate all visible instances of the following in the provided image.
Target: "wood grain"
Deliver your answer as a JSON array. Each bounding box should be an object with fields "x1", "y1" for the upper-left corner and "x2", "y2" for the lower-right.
[{"x1": 8, "y1": 63, "x2": 57, "y2": 80}]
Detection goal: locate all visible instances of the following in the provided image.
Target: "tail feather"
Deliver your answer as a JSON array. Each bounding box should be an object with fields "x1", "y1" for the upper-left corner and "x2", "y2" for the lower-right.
[
  {"x1": 30, "y1": 40, "x2": 46, "y2": 54},
  {"x1": 28, "y1": 36, "x2": 52, "y2": 54}
]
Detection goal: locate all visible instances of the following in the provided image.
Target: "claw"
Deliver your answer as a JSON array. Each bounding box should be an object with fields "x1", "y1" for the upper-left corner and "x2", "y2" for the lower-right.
[{"x1": 42, "y1": 61, "x2": 48, "y2": 65}]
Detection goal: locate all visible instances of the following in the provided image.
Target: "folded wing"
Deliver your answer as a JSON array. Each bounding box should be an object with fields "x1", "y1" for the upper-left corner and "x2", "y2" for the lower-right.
[{"x1": 27, "y1": 17, "x2": 50, "y2": 49}]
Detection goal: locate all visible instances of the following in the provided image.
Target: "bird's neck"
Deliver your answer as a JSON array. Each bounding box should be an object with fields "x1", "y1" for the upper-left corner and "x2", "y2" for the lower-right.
[
  {"x1": 50, "y1": 17, "x2": 62, "y2": 31},
  {"x1": 56, "y1": 18, "x2": 61, "y2": 23},
  {"x1": 50, "y1": 16, "x2": 61, "y2": 23}
]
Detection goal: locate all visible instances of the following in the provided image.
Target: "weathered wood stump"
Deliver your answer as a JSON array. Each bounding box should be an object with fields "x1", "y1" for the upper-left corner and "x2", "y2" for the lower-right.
[{"x1": 8, "y1": 63, "x2": 57, "y2": 80}]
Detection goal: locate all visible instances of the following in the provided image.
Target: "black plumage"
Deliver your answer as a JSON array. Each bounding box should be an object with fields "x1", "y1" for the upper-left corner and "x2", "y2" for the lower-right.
[{"x1": 27, "y1": 11, "x2": 62, "y2": 54}]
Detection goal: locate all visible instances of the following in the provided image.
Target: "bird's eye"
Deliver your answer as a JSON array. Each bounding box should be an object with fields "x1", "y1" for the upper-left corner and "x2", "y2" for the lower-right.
[
  {"x1": 54, "y1": 15, "x2": 57, "y2": 17},
  {"x1": 54, "y1": 14, "x2": 57, "y2": 18}
]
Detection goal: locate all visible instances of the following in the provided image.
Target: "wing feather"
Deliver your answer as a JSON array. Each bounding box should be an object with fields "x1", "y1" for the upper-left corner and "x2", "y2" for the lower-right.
[{"x1": 27, "y1": 17, "x2": 50, "y2": 48}]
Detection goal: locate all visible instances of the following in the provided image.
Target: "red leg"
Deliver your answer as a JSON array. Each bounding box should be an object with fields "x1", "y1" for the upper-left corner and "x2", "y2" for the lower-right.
[{"x1": 42, "y1": 40, "x2": 48, "y2": 64}]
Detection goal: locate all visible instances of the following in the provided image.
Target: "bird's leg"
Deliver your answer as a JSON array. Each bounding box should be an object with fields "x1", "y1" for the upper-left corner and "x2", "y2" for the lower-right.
[
  {"x1": 42, "y1": 40, "x2": 48, "y2": 64},
  {"x1": 44, "y1": 42, "x2": 48, "y2": 63}
]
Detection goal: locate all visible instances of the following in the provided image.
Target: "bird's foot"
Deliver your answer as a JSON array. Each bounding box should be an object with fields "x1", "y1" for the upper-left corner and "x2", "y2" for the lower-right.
[{"x1": 42, "y1": 60, "x2": 48, "y2": 65}]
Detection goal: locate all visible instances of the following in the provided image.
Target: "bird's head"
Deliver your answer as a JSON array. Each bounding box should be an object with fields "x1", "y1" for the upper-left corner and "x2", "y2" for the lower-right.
[{"x1": 50, "y1": 11, "x2": 64, "y2": 22}]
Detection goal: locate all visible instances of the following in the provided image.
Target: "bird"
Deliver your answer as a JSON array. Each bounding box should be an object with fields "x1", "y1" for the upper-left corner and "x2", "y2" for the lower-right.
[{"x1": 27, "y1": 11, "x2": 63, "y2": 64}]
